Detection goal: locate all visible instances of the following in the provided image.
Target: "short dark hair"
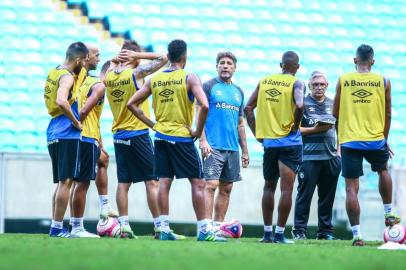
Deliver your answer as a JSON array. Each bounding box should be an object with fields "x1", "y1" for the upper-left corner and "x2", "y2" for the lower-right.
[
  {"x1": 216, "y1": 51, "x2": 237, "y2": 65},
  {"x1": 356, "y1": 44, "x2": 374, "y2": 62},
  {"x1": 121, "y1": 40, "x2": 141, "y2": 52},
  {"x1": 282, "y1": 51, "x2": 299, "y2": 65},
  {"x1": 101, "y1": 60, "x2": 111, "y2": 74},
  {"x1": 66, "y1": 42, "x2": 88, "y2": 61},
  {"x1": 168, "y1": 39, "x2": 187, "y2": 63}
]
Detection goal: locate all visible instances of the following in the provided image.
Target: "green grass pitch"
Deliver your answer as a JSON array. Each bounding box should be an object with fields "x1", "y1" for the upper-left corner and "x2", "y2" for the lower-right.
[{"x1": 0, "y1": 234, "x2": 405, "y2": 270}]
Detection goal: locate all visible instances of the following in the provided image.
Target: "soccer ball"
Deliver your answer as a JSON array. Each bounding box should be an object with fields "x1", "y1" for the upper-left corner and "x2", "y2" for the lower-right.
[
  {"x1": 96, "y1": 217, "x2": 121, "y2": 238},
  {"x1": 217, "y1": 219, "x2": 243, "y2": 238},
  {"x1": 383, "y1": 224, "x2": 406, "y2": 244}
]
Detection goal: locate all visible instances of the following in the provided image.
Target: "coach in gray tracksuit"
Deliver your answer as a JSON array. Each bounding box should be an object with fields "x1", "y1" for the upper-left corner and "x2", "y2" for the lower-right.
[{"x1": 292, "y1": 71, "x2": 341, "y2": 240}]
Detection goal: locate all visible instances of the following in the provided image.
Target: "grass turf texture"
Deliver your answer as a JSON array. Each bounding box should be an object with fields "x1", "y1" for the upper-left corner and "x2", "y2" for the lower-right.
[{"x1": 0, "y1": 234, "x2": 405, "y2": 270}]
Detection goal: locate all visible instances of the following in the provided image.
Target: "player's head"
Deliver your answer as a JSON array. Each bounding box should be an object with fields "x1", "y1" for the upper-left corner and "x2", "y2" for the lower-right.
[
  {"x1": 65, "y1": 41, "x2": 89, "y2": 75},
  {"x1": 308, "y1": 71, "x2": 328, "y2": 100},
  {"x1": 167, "y1": 39, "x2": 187, "y2": 67},
  {"x1": 354, "y1": 44, "x2": 375, "y2": 69},
  {"x1": 85, "y1": 43, "x2": 100, "y2": 71},
  {"x1": 100, "y1": 60, "x2": 110, "y2": 81},
  {"x1": 280, "y1": 51, "x2": 300, "y2": 75},
  {"x1": 216, "y1": 51, "x2": 237, "y2": 82},
  {"x1": 121, "y1": 40, "x2": 142, "y2": 66}
]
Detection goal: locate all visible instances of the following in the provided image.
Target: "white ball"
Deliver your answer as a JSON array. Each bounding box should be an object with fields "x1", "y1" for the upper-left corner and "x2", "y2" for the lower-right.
[
  {"x1": 383, "y1": 224, "x2": 406, "y2": 244},
  {"x1": 96, "y1": 217, "x2": 121, "y2": 238}
]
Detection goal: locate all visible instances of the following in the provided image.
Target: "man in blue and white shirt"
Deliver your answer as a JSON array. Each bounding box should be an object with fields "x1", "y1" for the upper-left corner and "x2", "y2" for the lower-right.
[{"x1": 198, "y1": 51, "x2": 249, "y2": 230}]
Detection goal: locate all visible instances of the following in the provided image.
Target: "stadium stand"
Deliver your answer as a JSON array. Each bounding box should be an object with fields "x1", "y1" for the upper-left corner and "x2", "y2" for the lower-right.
[{"x1": 0, "y1": 0, "x2": 405, "y2": 165}]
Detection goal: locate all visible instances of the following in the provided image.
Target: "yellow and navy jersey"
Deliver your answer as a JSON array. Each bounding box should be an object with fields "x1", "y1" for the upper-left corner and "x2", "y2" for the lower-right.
[
  {"x1": 150, "y1": 69, "x2": 194, "y2": 138},
  {"x1": 44, "y1": 67, "x2": 76, "y2": 118},
  {"x1": 338, "y1": 72, "x2": 385, "y2": 144},
  {"x1": 256, "y1": 73, "x2": 297, "y2": 139},
  {"x1": 78, "y1": 75, "x2": 104, "y2": 141},
  {"x1": 105, "y1": 68, "x2": 150, "y2": 135}
]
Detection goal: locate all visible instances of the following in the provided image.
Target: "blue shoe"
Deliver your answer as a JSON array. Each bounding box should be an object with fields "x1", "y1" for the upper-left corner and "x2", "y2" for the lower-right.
[
  {"x1": 273, "y1": 233, "x2": 294, "y2": 244},
  {"x1": 159, "y1": 231, "x2": 177, "y2": 241},
  {"x1": 258, "y1": 231, "x2": 273, "y2": 243},
  {"x1": 197, "y1": 231, "x2": 227, "y2": 242},
  {"x1": 49, "y1": 227, "x2": 72, "y2": 238}
]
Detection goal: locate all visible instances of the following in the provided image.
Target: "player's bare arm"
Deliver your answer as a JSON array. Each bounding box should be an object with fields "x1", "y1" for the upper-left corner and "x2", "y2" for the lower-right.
[
  {"x1": 292, "y1": 80, "x2": 305, "y2": 131},
  {"x1": 56, "y1": 74, "x2": 82, "y2": 131},
  {"x1": 127, "y1": 79, "x2": 155, "y2": 128},
  {"x1": 188, "y1": 73, "x2": 208, "y2": 139},
  {"x1": 244, "y1": 83, "x2": 259, "y2": 138},
  {"x1": 79, "y1": 82, "x2": 105, "y2": 121},
  {"x1": 332, "y1": 79, "x2": 341, "y2": 120},
  {"x1": 117, "y1": 50, "x2": 168, "y2": 79},
  {"x1": 197, "y1": 112, "x2": 212, "y2": 157},
  {"x1": 238, "y1": 116, "x2": 249, "y2": 168},
  {"x1": 384, "y1": 77, "x2": 394, "y2": 157}
]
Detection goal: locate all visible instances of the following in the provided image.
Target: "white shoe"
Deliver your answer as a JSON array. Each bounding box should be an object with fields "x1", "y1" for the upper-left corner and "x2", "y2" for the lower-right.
[
  {"x1": 71, "y1": 229, "x2": 100, "y2": 238},
  {"x1": 100, "y1": 204, "x2": 119, "y2": 219}
]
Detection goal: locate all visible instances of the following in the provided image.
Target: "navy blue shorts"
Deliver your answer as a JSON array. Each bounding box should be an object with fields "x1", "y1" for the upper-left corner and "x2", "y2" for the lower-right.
[
  {"x1": 263, "y1": 145, "x2": 303, "y2": 181},
  {"x1": 77, "y1": 141, "x2": 100, "y2": 182},
  {"x1": 47, "y1": 138, "x2": 80, "y2": 183},
  {"x1": 154, "y1": 139, "x2": 203, "y2": 179},
  {"x1": 114, "y1": 134, "x2": 156, "y2": 183},
  {"x1": 341, "y1": 146, "x2": 389, "y2": 178}
]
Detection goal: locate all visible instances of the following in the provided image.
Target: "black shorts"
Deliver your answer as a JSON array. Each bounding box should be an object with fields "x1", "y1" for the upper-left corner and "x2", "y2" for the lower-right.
[
  {"x1": 47, "y1": 138, "x2": 80, "y2": 183},
  {"x1": 155, "y1": 139, "x2": 203, "y2": 179},
  {"x1": 77, "y1": 141, "x2": 101, "y2": 182},
  {"x1": 341, "y1": 146, "x2": 389, "y2": 178},
  {"x1": 114, "y1": 134, "x2": 156, "y2": 183},
  {"x1": 263, "y1": 145, "x2": 303, "y2": 181}
]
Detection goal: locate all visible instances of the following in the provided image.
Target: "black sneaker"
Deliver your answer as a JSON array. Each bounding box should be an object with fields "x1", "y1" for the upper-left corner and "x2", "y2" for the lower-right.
[
  {"x1": 258, "y1": 231, "x2": 273, "y2": 243},
  {"x1": 291, "y1": 230, "x2": 307, "y2": 240},
  {"x1": 273, "y1": 233, "x2": 294, "y2": 244},
  {"x1": 316, "y1": 233, "x2": 338, "y2": 240}
]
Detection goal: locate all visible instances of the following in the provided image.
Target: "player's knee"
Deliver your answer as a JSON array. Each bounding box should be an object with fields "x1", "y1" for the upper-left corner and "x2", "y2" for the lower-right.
[
  {"x1": 193, "y1": 180, "x2": 206, "y2": 191},
  {"x1": 206, "y1": 180, "x2": 218, "y2": 192},
  {"x1": 146, "y1": 180, "x2": 159, "y2": 190},
  {"x1": 220, "y1": 183, "x2": 233, "y2": 195}
]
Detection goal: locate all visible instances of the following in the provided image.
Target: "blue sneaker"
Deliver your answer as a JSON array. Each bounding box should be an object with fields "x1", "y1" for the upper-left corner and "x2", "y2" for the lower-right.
[
  {"x1": 197, "y1": 231, "x2": 227, "y2": 242},
  {"x1": 159, "y1": 231, "x2": 177, "y2": 241},
  {"x1": 258, "y1": 231, "x2": 273, "y2": 243},
  {"x1": 273, "y1": 233, "x2": 294, "y2": 244},
  {"x1": 49, "y1": 227, "x2": 73, "y2": 238}
]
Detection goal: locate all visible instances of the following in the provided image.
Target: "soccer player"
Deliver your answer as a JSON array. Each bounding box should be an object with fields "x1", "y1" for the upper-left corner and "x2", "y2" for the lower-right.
[
  {"x1": 127, "y1": 39, "x2": 225, "y2": 241},
  {"x1": 198, "y1": 51, "x2": 249, "y2": 230},
  {"x1": 292, "y1": 71, "x2": 341, "y2": 240},
  {"x1": 44, "y1": 42, "x2": 88, "y2": 237},
  {"x1": 105, "y1": 40, "x2": 168, "y2": 239},
  {"x1": 333, "y1": 44, "x2": 399, "y2": 246},
  {"x1": 245, "y1": 51, "x2": 305, "y2": 244}
]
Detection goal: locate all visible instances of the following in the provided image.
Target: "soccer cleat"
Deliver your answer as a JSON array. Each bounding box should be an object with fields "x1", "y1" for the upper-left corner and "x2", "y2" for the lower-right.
[
  {"x1": 352, "y1": 236, "x2": 365, "y2": 246},
  {"x1": 120, "y1": 226, "x2": 137, "y2": 239},
  {"x1": 316, "y1": 233, "x2": 338, "y2": 240},
  {"x1": 49, "y1": 227, "x2": 74, "y2": 238},
  {"x1": 70, "y1": 229, "x2": 100, "y2": 238},
  {"x1": 159, "y1": 231, "x2": 177, "y2": 241},
  {"x1": 197, "y1": 230, "x2": 227, "y2": 242},
  {"x1": 385, "y1": 213, "x2": 401, "y2": 227},
  {"x1": 273, "y1": 233, "x2": 294, "y2": 244},
  {"x1": 258, "y1": 231, "x2": 273, "y2": 243},
  {"x1": 154, "y1": 227, "x2": 186, "y2": 240},
  {"x1": 291, "y1": 230, "x2": 307, "y2": 240},
  {"x1": 100, "y1": 204, "x2": 119, "y2": 219}
]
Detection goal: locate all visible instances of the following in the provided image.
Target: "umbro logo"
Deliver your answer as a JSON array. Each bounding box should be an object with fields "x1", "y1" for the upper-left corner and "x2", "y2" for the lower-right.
[
  {"x1": 159, "y1": 89, "x2": 174, "y2": 98},
  {"x1": 111, "y1": 89, "x2": 124, "y2": 98},
  {"x1": 352, "y1": 89, "x2": 372, "y2": 99},
  {"x1": 265, "y1": 88, "x2": 281, "y2": 97}
]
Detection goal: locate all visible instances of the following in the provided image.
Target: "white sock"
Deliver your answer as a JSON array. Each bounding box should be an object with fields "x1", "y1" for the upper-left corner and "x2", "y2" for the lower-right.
[
  {"x1": 153, "y1": 217, "x2": 160, "y2": 229},
  {"x1": 351, "y1": 225, "x2": 361, "y2": 238},
  {"x1": 275, "y1": 226, "x2": 285, "y2": 234},
  {"x1": 159, "y1": 215, "x2": 170, "y2": 233},
  {"x1": 213, "y1": 221, "x2": 222, "y2": 227},
  {"x1": 264, "y1": 225, "x2": 273, "y2": 232},
  {"x1": 118, "y1": 216, "x2": 129, "y2": 227},
  {"x1": 197, "y1": 219, "x2": 211, "y2": 233},
  {"x1": 51, "y1": 220, "x2": 63, "y2": 229},
  {"x1": 71, "y1": 217, "x2": 84, "y2": 231},
  {"x1": 99, "y1": 195, "x2": 109, "y2": 209},
  {"x1": 383, "y1": 203, "x2": 392, "y2": 214}
]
